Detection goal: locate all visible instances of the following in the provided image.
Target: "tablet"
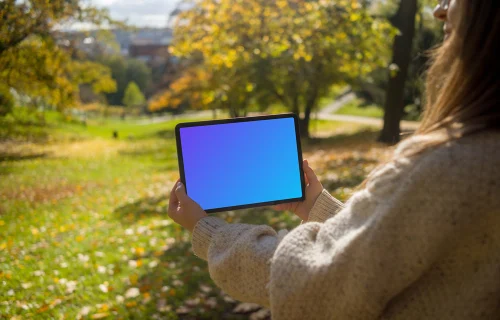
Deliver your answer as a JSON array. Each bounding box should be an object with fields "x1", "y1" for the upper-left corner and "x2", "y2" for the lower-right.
[{"x1": 175, "y1": 113, "x2": 305, "y2": 213}]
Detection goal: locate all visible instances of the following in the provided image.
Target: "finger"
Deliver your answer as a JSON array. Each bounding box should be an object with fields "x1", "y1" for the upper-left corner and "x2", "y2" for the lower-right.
[
  {"x1": 303, "y1": 160, "x2": 320, "y2": 185},
  {"x1": 303, "y1": 160, "x2": 310, "y2": 186},
  {"x1": 168, "y1": 179, "x2": 181, "y2": 212},
  {"x1": 174, "y1": 181, "x2": 189, "y2": 203}
]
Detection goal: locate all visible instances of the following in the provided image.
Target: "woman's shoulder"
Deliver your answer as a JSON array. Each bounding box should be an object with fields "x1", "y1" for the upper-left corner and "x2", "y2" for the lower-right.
[
  {"x1": 395, "y1": 130, "x2": 500, "y2": 167},
  {"x1": 366, "y1": 130, "x2": 500, "y2": 197}
]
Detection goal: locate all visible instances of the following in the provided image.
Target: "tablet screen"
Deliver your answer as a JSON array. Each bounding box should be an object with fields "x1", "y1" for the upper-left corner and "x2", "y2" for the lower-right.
[{"x1": 177, "y1": 115, "x2": 304, "y2": 212}]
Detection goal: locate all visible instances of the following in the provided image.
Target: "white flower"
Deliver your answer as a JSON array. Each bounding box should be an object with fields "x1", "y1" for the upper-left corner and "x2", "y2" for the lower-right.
[
  {"x1": 148, "y1": 260, "x2": 158, "y2": 268},
  {"x1": 53, "y1": 270, "x2": 60, "y2": 275},
  {"x1": 78, "y1": 254, "x2": 90, "y2": 262},
  {"x1": 128, "y1": 260, "x2": 137, "y2": 268},
  {"x1": 125, "y1": 228, "x2": 134, "y2": 235},
  {"x1": 107, "y1": 264, "x2": 114, "y2": 275},
  {"x1": 78, "y1": 306, "x2": 91, "y2": 317},
  {"x1": 125, "y1": 287, "x2": 140, "y2": 299},
  {"x1": 59, "y1": 278, "x2": 68, "y2": 285},
  {"x1": 161, "y1": 286, "x2": 170, "y2": 292},
  {"x1": 149, "y1": 238, "x2": 157, "y2": 246},
  {"x1": 33, "y1": 270, "x2": 44, "y2": 277},
  {"x1": 60, "y1": 262, "x2": 68, "y2": 268},
  {"x1": 99, "y1": 283, "x2": 109, "y2": 293},
  {"x1": 97, "y1": 266, "x2": 106, "y2": 274},
  {"x1": 95, "y1": 251, "x2": 104, "y2": 257},
  {"x1": 137, "y1": 226, "x2": 148, "y2": 234},
  {"x1": 21, "y1": 282, "x2": 32, "y2": 289},
  {"x1": 66, "y1": 281, "x2": 77, "y2": 293},
  {"x1": 160, "y1": 220, "x2": 171, "y2": 226},
  {"x1": 47, "y1": 285, "x2": 55, "y2": 292},
  {"x1": 7, "y1": 289, "x2": 14, "y2": 296},
  {"x1": 116, "y1": 295, "x2": 124, "y2": 303},
  {"x1": 172, "y1": 279, "x2": 184, "y2": 287}
]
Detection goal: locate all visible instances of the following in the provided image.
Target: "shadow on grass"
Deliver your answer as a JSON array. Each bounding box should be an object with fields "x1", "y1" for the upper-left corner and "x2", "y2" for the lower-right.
[
  {"x1": 156, "y1": 130, "x2": 176, "y2": 140},
  {"x1": 320, "y1": 156, "x2": 378, "y2": 191},
  {"x1": 114, "y1": 196, "x2": 169, "y2": 224},
  {"x1": 303, "y1": 128, "x2": 380, "y2": 152},
  {"x1": 0, "y1": 151, "x2": 49, "y2": 162},
  {"x1": 113, "y1": 195, "x2": 301, "y2": 318}
]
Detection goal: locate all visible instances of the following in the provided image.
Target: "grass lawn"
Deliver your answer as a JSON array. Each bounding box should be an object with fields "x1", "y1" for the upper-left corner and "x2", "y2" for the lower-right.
[
  {"x1": 334, "y1": 98, "x2": 384, "y2": 119},
  {"x1": 0, "y1": 112, "x2": 393, "y2": 319}
]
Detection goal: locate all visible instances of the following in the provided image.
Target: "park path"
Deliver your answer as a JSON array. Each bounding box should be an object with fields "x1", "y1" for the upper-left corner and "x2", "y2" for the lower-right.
[
  {"x1": 136, "y1": 95, "x2": 420, "y2": 131},
  {"x1": 317, "y1": 88, "x2": 420, "y2": 130}
]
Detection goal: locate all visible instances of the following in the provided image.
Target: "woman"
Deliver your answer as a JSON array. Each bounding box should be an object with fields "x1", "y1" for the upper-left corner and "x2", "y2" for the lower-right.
[{"x1": 168, "y1": 0, "x2": 500, "y2": 318}]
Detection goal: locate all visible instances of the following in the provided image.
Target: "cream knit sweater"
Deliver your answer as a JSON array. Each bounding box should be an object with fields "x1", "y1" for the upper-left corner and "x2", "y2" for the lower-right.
[{"x1": 191, "y1": 131, "x2": 500, "y2": 320}]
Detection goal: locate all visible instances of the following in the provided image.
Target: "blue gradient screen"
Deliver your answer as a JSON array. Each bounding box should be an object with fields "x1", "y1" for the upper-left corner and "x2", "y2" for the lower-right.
[{"x1": 178, "y1": 117, "x2": 303, "y2": 211}]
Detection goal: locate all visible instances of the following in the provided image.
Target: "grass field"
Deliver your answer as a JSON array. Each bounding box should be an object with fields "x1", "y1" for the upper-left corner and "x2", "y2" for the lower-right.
[
  {"x1": 0, "y1": 112, "x2": 393, "y2": 319},
  {"x1": 334, "y1": 98, "x2": 384, "y2": 119}
]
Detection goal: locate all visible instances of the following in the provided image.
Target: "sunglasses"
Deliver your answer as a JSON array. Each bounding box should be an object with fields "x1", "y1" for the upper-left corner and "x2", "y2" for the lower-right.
[{"x1": 439, "y1": 0, "x2": 450, "y2": 9}]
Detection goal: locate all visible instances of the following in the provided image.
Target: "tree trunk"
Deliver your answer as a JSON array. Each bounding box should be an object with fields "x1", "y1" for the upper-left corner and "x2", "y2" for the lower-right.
[
  {"x1": 379, "y1": 0, "x2": 418, "y2": 144},
  {"x1": 299, "y1": 92, "x2": 317, "y2": 139}
]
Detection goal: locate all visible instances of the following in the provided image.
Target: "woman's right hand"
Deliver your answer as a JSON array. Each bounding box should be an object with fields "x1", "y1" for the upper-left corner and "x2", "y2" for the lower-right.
[{"x1": 273, "y1": 159, "x2": 323, "y2": 221}]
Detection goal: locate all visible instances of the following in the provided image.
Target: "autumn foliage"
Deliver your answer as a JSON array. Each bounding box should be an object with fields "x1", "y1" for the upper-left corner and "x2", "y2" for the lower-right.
[
  {"x1": 0, "y1": 0, "x2": 119, "y2": 110},
  {"x1": 150, "y1": 0, "x2": 396, "y2": 136}
]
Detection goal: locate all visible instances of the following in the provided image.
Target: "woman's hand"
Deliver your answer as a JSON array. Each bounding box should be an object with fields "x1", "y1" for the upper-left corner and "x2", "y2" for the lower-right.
[
  {"x1": 168, "y1": 179, "x2": 208, "y2": 232},
  {"x1": 273, "y1": 159, "x2": 323, "y2": 221}
]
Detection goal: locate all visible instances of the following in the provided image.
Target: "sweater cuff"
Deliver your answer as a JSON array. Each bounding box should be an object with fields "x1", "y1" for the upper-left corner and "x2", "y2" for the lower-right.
[
  {"x1": 192, "y1": 216, "x2": 227, "y2": 260},
  {"x1": 307, "y1": 189, "x2": 345, "y2": 223}
]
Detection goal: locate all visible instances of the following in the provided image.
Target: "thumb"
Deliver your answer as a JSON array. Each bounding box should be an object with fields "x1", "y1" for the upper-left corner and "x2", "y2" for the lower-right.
[
  {"x1": 303, "y1": 160, "x2": 320, "y2": 185},
  {"x1": 174, "y1": 182, "x2": 189, "y2": 203}
]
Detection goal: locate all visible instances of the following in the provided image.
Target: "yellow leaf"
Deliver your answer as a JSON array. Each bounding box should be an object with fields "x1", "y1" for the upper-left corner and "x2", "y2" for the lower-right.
[
  {"x1": 98, "y1": 304, "x2": 109, "y2": 312},
  {"x1": 91, "y1": 312, "x2": 110, "y2": 319},
  {"x1": 129, "y1": 273, "x2": 138, "y2": 285}
]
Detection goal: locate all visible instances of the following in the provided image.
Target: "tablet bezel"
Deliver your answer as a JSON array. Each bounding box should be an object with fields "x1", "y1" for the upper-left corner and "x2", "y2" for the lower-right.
[{"x1": 175, "y1": 113, "x2": 306, "y2": 213}]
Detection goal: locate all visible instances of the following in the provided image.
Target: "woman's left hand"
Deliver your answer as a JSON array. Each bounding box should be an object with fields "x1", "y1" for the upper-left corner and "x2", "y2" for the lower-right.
[{"x1": 168, "y1": 179, "x2": 208, "y2": 232}]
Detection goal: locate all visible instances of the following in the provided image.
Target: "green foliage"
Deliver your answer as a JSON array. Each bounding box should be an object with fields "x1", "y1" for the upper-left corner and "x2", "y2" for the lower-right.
[
  {"x1": 0, "y1": 85, "x2": 14, "y2": 116},
  {"x1": 0, "y1": 0, "x2": 120, "y2": 111},
  {"x1": 102, "y1": 56, "x2": 152, "y2": 106},
  {"x1": 126, "y1": 59, "x2": 152, "y2": 94},
  {"x1": 123, "y1": 82, "x2": 146, "y2": 108}
]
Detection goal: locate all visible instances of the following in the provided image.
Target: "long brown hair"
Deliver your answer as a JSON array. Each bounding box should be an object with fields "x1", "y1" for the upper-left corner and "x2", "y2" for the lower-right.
[
  {"x1": 404, "y1": 0, "x2": 500, "y2": 156},
  {"x1": 359, "y1": 1, "x2": 500, "y2": 188}
]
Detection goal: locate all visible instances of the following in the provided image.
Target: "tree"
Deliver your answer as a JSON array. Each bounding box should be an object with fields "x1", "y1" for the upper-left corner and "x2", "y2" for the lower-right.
[
  {"x1": 379, "y1": 0, "x2": 418, "y2": 144},
  {"x1": 0, "y1": 0, "x2": 120, "y2": 111},
  {"x1": 102, "y1": 56, "x2": 152, "y2": 106},
  {"x1": 123, "y1": 82, "x2": 145, "y2": 108},
  {"x1": 126, "y1": 59, "x2": 152, "y2": 95},
  {"x1": 156, "y1": 0, "x2": 395, "y2": 137}
]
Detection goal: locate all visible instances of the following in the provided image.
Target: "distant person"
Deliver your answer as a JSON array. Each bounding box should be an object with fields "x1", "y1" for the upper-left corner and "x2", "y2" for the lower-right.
[{"x1": 168, "y1": 1, "x2": 500, "y2": 319}]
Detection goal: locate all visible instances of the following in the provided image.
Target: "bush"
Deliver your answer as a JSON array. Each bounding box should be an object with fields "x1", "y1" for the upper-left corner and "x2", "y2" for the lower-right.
[{"x1": 0, "y1": 86, "x2": 14, "y2": 117}]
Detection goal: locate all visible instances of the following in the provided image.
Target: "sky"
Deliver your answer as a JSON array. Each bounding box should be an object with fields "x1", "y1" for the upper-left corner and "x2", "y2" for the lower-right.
[{"x1": 92, "y1": 0, "x2": 179, "y2": 28}]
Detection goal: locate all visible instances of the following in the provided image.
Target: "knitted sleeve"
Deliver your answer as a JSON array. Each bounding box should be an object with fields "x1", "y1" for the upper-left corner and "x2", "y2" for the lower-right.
[{"x1": 190, "y1": 188, "x2": 340, "y2": 307}]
